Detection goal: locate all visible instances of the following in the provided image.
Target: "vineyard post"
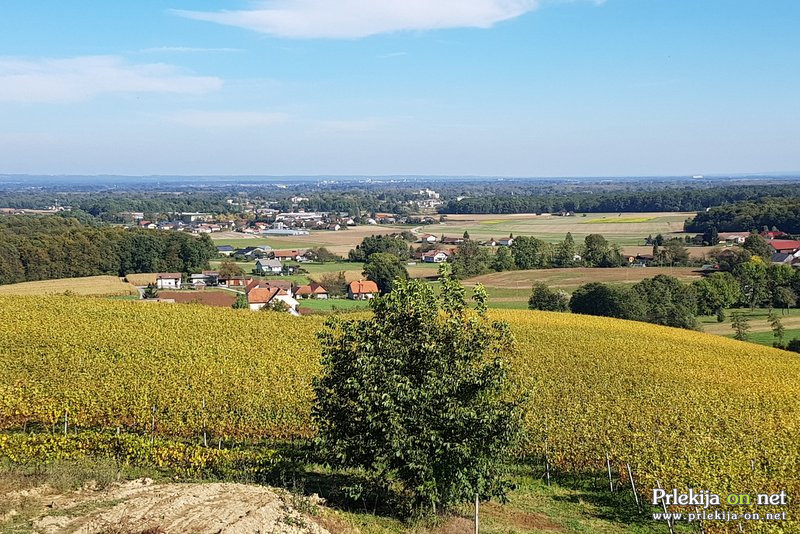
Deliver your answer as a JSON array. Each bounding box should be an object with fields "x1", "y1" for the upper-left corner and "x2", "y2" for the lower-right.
[
  {"x1": 64, "y1": 410, "x2": 68, "y2": 436},
  {"x1": 545, "y1": 455, "x2": 551, "y2": 486},
  {"x1": 656, "y1": 480, "x2": 675, "y2": 534},
  {"x1": 202, "y1": 398, "x2": 208, "y2": 447},
  {"x1": 606, "y1": 453, "x2": 613, "y2": 492},
  {"x1": 474, "y1": 493, "x2": 479, "y2": 534},
  {"x1": 626, "y1": 463, "x2": 640, "y2": 512},
  {"x1": 150, "y1": 405, "x2": 155, "y2": 445}
]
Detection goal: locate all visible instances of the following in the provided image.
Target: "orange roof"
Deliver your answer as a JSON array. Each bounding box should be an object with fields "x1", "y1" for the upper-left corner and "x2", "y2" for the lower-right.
[
  {"x1": 349, "y1": 280, "x2": 379, "y2": 294},
  {"x1": 156, "y1": 273, "x2": 182, "y2": 279},
  {"x1": 296, "y1": 283, "x2": 328, "y2": 296},
  {"x1": 247, "y1": 287, "x2": 281, "y2": 304},
  {"x1": 273, "y1": 249, "x2": 302, "y2": 257}
]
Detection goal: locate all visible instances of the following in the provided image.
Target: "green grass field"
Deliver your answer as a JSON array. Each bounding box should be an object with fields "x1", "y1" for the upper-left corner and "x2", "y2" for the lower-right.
[{"x1": 298, "y1": 298, "x2": 371, "y2": 313}]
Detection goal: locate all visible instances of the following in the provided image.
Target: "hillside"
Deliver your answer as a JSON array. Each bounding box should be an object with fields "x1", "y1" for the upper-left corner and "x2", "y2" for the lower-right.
[{"x1": 1, "y1": 296, "x2": 798, "y2": 530}]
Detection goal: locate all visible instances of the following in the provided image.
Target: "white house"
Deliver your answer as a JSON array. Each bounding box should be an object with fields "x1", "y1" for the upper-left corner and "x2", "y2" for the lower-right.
[
  {"x1": 156, "y1": 273, "x2": 182, "y2": 290},
  {"x1": 422, "y1": 251, "x2": 450, "y2": 263},
  {"x1": 498, "y1": 237, "x2": 514, "y2": 247},
  {"x1": 246, "y1": 287, "x2": 300, "y2": 315},
  {"x1": 255, "y1": 259, "x2": 283, "y2": 275},
  {"x1": 419, "y1": 234, "x2": 438, "y2": 244}
]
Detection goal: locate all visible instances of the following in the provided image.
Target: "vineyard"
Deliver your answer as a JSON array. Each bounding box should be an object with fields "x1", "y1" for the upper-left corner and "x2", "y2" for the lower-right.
[{"x1": 1, "y1": 296, "x2": 798, "y2": 531}]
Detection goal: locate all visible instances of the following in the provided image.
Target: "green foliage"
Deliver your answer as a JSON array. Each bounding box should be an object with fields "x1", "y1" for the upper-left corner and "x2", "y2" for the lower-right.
[
  {"x1": 362, "y1": 253, "x2": 409, "y2": 294},
  {"x1": 742, "y1": 233, "x2": 773, "y2": 259},
  {"x1": 731, "y1": 312, "x2": 750, "y2": 341},
  {"x1": 218, "y1": 260, "x2": 244, "y2": 279},
  {"x1": 569, "y1": 283, "x2": 645, "y2": 321},
  {"x1": 653, "y1": 239, "x2": 691, "y2": 266},
  {"x1": 312, "y1": 267, "x2": 520, "y2": 513},
  {"x1": 262, "y1": 299, "x2": 290, "y2": 313},
  {"x1": 713, "y1": 247, "x2": 752, "y2": 272},
  {"x1": 510, "y1": 236, "x2": 552, "y2": 270},
  {"x1": 686, "y1": 197, "x2": 800, "y2": 234},
  {"x1": 553, "y1": 232, "x2": 578, "y2": 267},
  {"x1": 450, "y1": 240, "x2": 492, "y2": 279},
  {"x1": 232, "y1": 293, "x2": 249, "y2": 309},
  {"x1": 633, "y1": 275, "x2": 698, "y2": 330},
  {"x1": 734, "y1": 258, "x2": 769, "y2": 309},
  {"x1": 491, "y1": 246, "x2": 515, "y2": 272},
  {"x1": 582, "y1": 234, "x2": 625, "y2": 268},
  {"x1": 316, "y1": 271, "x2": 348, "y2": 297},
  {"x1": 769, "y1": 311, "x2": 786, "y2": 348},
  {"x1": 693, "y1": 272, "x2": 741, "y2": 316},
  {"x1": 527, "y1": 282, "x2": 569, "y2": 312},
  {"x1": 787, "y1": 338, "x2": 800, "y2": 353},
  {"x1": 305, "y1": 247, "x2": 341, "y2": 262},
  {"x1": 348, "y1": 235, "x2": 410, "y2": 262},
  {"x1": 142, "y1": 284, "x2": 159, "y2": 300}
]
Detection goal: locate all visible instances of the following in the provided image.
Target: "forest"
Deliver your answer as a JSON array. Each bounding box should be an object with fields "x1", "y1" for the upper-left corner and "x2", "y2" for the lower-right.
[
  {"x1": 0, "y1": 216, "x2": 217, "y2": 285},
  {"x1": 684, "y1": 197, "x2": 800, "y2": 234}
]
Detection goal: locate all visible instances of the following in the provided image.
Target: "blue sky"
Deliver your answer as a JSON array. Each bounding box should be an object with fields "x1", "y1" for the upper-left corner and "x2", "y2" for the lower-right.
[{"x1": 1, "y1": 0, "x2": 798, "y2": 176}]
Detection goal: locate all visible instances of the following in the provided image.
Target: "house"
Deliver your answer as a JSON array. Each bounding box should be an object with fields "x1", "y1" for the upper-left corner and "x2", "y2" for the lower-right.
[
  {"x1": 422, "y1": 250, "x2": 450, "y2": 263},
  {"x1": 327, "y1": 224, "x2": 342, "y2": 231},
  {"x1": 295, "y1": 283, "x2": 329, "y2": 299},
  {"x1": 771, "y1": 253, "x2": 794, "y2": 265},
  {"x1": 255, "y1": 259, "x2": 283, "y2": 275},
  {"x1": 348, "y1": 280, "x2": 379, "y2": 300},
  {"x1": 768, "y1": 240, "x2": 800, "y2": 254},
  {"x1": 139, "y1": 220, "x2": 157, "y2": 230},
  {"x1": 219, "y1": 276, "x2": 248, "y2": 288},
  {"x1": 761, "y1": 230, "x2": 787, "y2": 240},
  {"x1": 718, "y1": 232, "x2": 749, "y2": 245},
  {"x1": 498, "y1": 237, "x2": 514, "y2": 247},
  {"x1": 246, "y1": 284, "x2": 300, "y2": 315},
  {"x1": 441, "y1": 237, "x2": 464, "y2": 246},
  {"x1": 247, "y1": 279, "x2": 294, "y2": 297},
  {"x1": 234, "y1": 246, "x2": 270, "y2": 259},
  {"x1": 217, "y1": 245, "x2": 235, "y2": 256},
  {"x1": 419, "y1": 234, "x2": 438, "y2": 244},
  {"x1": 271, "y1": 250, "x2": 303, "y2": 261},
  {"x1": 156, "y1": 273, "x2": 182, "y2": 290}
]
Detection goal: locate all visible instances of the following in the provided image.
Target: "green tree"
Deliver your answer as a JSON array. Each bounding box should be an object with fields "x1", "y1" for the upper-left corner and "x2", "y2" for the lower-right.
[
  {"x1": 554, "y1": 232, "x2": 577, "y2": 267},
  {"x1": 317, "y1": 271, "x2": 348, "y2": 297},
  {"x1": 583, "y1": 234, "x2": 625, "y2": 268},
  {"x1": 142, "y1": 283, "x2": 159, "y2": 299},
  {"x1": 313, "y1": 267, "x2": 520, "y2": 513},
  {"x1": 511, "y1": 236, "x2": 552, "y2": 270},
  {"x1": 769, "y1": 311, "x2": 786, "y2": 348},
  {"x1": 733, "y1": 258, "x2": 769, "y2": 309},
  {"x1": 218, "y1": 259, "x2": 244, "y2": 279},
  {"x1": 633, "y1": 275, "x2": 698, "y2": 329},
  {"x1": 569, "y1": 283, "x2": 646, "y2": 321},
  {"x1": 450, "y1": 240, "x2": 492, "y2": 278},
  {"x1": 306, "y1": 247, "x2": 341, "y2": 262},
  {"x1": 363, "y1": 252, "x2": 409, "y2": 294},
  {"x1": 528, "y1": 282, "x2": 569, "y2": 312},
  {"x1": 742, "y1": 233, "x2": 773, "y2": 259},
  {"x1": 692, "y1": 272, "x2": 741, "y2": 316},
  {"x1": 349, "y1": 235, "x2": 410, "y2": 262},
  {"x1": 731, "y1": 312, "x2": 750, "y2": 341},
  {"x1": 655, "y1": 239, "x2": 691, "y2": 266},
  {"x1": 232, "y1": 292, "x2": 249, "y2": 309},
  {"x1": 491, "y1": 246, "x2": 515, "y2": 272},
  {"x1": 702, "y1": 226, "x2": 719, "y2": 246}
]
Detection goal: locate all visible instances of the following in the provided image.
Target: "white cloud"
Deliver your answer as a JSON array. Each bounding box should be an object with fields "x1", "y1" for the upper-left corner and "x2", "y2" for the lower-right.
[
  {"x1": 167, "y1": 110, "x2": 289, "y2": 127},
  {"x1": 173, "y1": 0, "x2": 541, "y2": 39},
  {"x1": 0, "y1": 56, "x2": 223, "y2": 103}
]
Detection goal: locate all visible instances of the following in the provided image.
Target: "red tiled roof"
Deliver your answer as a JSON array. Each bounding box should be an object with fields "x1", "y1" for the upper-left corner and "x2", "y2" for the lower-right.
[
  {"x1": 296, "y1": 283, "x2": 328, "y2": 296},
  {"x1": 348, "y1": 280, "x2": 379, "y2": 294},
  {"x1": 247, "y1": 287, "x2": 281, "y2": 305},
  {"x1": 770, "y1": 240, "x2": 800, "y2": 251}
]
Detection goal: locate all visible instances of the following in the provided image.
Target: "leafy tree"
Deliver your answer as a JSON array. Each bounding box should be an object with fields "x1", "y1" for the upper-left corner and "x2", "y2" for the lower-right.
[
  {"x1": 528, "y1": 282, "x2": 569, "y2": 312},
  {"x1": 451, "y1": 240, "x2": 492, "y2": 278},
  {"x1": 693, "y1": 272, "x2": 741, "y2": 316},
  {"x1": 511, "y1": 236, "x2": 552, "y2": 270},
  {"x1": 772, "y1": 287, "x2": 797, "y2": 314},
  {"x1": 363, "y1": 252, "x2": 409, "y2": 294},
  {"x1": 313, "y1": 267, "x2": 520, "y2": 513},
  {"x1": 317, "y1": 271, "x2": 348, "y2": 297},
  {"x1": 733, "y1": 258, "x2": 769, "y2": 309},
  {"x1": 463, "y1": 230, "x2": 471, "y2": 240},
  {"x1": 306, "y1": 247, "x2": 341, "y2": 262},
  {"x1": 569, "y1": 283, "x2": 646, "y2": 321},
  {"x1": 491, "y1": 246, "x2": 515, "y2": 272},
  {"x1": 731, "y1": 312, "x2": 750, "y2": 341},
  {"x1": 232, "y1": 292, "x2": 249, "y2": 309},
  {"x1": 218, "y1": 260, "x2": 244, "y2": 279},
  {"x1": 742, "y1": 233, "x2": 774, "y2": 259},
  {"x1": 349, "y1": 235, "x2": 410, "y2": 262},
  {"x1": 554, "y1": 232, "x2": 578, "y2": 267},
  {"x1": 142, "y1": 283, "x2": 159, "y2": 299},
  {"x1": 633, "y1": 275, "x2": 698, "y2": 329},
  {"x1": 582, "y1": 234, "x2": 625, "y2": 268},
  {"x1": 787, "y1": 338, "x2": 800, "y2": 354},
  {"x1": 655, "y1": 239, "x2": 690, "y2": 266},
  {"x1": 702, "y1": 226, "x2": 719, "y2": 246},
  {"x1": 766, "y1": 264, "x2": 796, "y2": 312},
  {"x1": 712, "y1": 247, "x2": 752, "y2": 272},
  {"x1": 262, "y1": 299, "x2": 290, "y2": 313},
  {"x1": 769, "y1": 311, "x2": 785, "y2": 348}
]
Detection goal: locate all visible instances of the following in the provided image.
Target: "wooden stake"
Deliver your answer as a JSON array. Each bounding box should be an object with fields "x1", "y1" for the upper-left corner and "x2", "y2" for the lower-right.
[{"x1": 474, "y1": 494, "x2": 480, "y2": 534}]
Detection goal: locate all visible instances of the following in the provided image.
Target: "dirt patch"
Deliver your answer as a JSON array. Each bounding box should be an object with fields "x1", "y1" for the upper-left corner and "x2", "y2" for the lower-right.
[
  {"x1": 158, "y1": 290, "x2": 237, "y2": 307},
  {"x1": 29, "y1": 478, "x2": 330, "y2": 534},
  {"x1": 482, "y1": 502, "x2": 564, "y2": 531}
]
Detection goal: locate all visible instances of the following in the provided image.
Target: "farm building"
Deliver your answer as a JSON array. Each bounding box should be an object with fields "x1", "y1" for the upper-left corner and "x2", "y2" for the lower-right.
[
  {"x1": 216, "y1": 245, "x2": 235, "y2": 256},
  {"x1": 245, "y1": 281, "x2": 299, "y2": 315},
  {"x1": 155, "y1": 273, "x2": 182, "y2": 290},
  {"x1": 295, "y1": 283, "x2": 329, "y2": 299},
  {"x1": 255, "y1": 259, "x2": 283, "y2": 275},
  {"x1": 422, "y1": 251, "x2": 450, "y2": 263}
]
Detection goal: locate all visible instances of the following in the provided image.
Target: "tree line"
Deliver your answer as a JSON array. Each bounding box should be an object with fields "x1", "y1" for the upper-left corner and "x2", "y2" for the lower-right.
[
  {"x1": 439, "y1": 185, "x2": 800, "y2": 214},
  {"x1": 684, "y1": 197, "x2": 800, "y2": 234},
  {"x1": 0, "y1": 216, "x2": 217, "y2": 285}
]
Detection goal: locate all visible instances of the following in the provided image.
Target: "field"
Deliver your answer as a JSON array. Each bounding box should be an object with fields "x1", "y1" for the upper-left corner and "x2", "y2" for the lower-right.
[
  {"x1": 0, "y1": 296, "x2": 796, "y2": 531},
  {"x1": 0, "y1": 276, "x2": 138, "y2": 297},
  {"x1": 700, "y1": 307, "x2": 800, "y2": 338},
  {"x1": 125, "y1": 273, "x2": 159, "y2": 286},
  {"x1": 157, "y1": 290, "x2": 237, "y2": 308}
]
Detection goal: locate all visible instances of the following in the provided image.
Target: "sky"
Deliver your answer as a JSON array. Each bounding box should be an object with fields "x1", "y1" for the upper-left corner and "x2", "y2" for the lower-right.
[{"x1": 0, "y1": 0, "x2": 799, "y2": 177}]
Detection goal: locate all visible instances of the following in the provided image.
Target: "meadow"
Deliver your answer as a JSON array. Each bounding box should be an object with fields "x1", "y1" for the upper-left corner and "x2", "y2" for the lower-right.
[{"x1": 0, "y1": 296, "x2": 796, "y2": 531}]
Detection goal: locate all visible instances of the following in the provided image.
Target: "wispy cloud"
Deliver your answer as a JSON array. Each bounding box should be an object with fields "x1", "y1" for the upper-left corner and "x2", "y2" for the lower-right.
[
  {"x1": 0, "y1": 56, "x2": 222, "y2": 103},
  {"x1": 167, "y1": 110, "x2": 289, "y2": 127},
  {"x1": 138, "y1": 46, "x2": 245, "y2": 54},
  {"x1": 172, "y1": 0, "x2": 542, "y2": 39}
]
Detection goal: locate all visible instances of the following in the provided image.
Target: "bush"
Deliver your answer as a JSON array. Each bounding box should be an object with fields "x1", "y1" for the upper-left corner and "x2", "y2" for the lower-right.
[
  {"x1": 528, "y1": 282, "x2": 569, "y2": 312},
  {"x1": 569, "y1": 283, "x2": 645, "y2": 321},
  {"x1": 787, "y1": 338, "x2": 800, "y2": 354}
]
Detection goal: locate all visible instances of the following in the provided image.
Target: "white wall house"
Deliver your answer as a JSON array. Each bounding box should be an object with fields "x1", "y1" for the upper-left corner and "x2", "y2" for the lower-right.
[{"x1": 156, "y1": 273, "x2": 182, "y2": 289}]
